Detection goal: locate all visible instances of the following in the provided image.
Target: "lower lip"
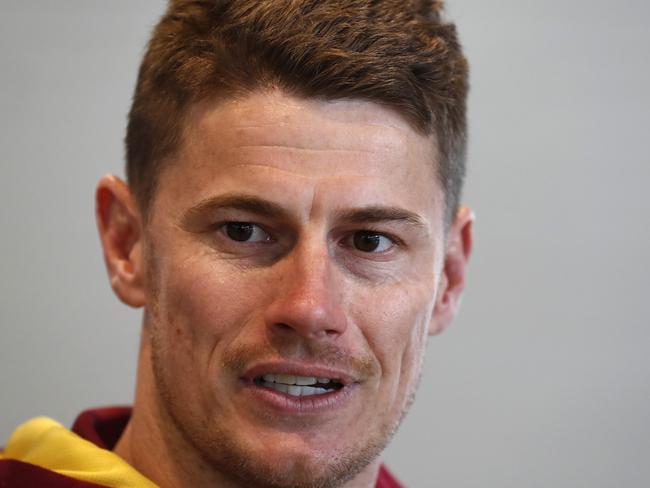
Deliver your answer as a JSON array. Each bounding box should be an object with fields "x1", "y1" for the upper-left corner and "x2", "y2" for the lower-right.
[{"x1": 239, "y1": 380, "x2": 357, "y2": 415}]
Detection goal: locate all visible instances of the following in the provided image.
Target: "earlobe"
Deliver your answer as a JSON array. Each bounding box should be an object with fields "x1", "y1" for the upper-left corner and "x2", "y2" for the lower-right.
[
  {"x1": 95, "y1": 175, "x2": 146, "y2": 308},
  {"x1": 429, "y1": 206, "x2": 474, "y2": 336}
]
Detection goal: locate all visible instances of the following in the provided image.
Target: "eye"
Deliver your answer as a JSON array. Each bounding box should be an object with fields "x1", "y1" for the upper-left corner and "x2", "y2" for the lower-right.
[
  {"x1": 352, "y1": 231, "x2": 395, "y2": 253},
  {"x1": 223, "y1": 222, "x2": 271, "y2": 243}
]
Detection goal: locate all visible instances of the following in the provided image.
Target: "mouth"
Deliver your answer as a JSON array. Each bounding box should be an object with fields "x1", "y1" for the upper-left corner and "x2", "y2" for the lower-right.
[
  {"x1": 253, "y1": 374, "x2": 344, "y2": 397},
  {"x1": 240, "y1": 363, "x2": 357, "y2": 414}
]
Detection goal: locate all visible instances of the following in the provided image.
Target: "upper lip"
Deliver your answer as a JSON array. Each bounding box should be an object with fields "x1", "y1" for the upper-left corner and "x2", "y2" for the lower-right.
[{"x1": 242, "y1": 362, "x2": 359, "y2": 386}]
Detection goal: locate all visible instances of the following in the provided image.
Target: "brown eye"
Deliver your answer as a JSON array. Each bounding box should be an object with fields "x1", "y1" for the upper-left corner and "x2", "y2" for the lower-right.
[
  {"x1": 224, "y1": 222, "x2": 270, "y2": 242},
  {"x1": 352, "y1": 231, "x2": 393, "y2": 252}
]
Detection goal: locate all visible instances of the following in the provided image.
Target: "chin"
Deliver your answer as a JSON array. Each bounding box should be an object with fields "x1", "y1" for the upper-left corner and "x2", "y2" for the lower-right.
[
  {"x1": 171, "y1": 413, "x2": 386, "y2": 488},
  {"x1": 236, "y1": 452, "x2": 353, "y2": 488},
  {"x1": 204, "y1": 427, "x2": 378, "y2": 488}
]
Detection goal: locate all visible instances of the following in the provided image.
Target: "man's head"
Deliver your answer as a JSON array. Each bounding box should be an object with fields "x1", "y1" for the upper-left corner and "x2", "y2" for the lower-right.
[
  {"x1": 126, "y1": 0, "x2": 468, "y2": 226},
  {"x1": 96, "y1": 2, "x2": 472, "y2": 487}
]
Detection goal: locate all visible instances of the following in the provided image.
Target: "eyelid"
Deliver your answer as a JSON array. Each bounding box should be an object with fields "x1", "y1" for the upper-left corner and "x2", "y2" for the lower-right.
[
  {"x1": 210, "y1": 218, "x2": 406, "y2": 256},
  {"x1": 366, "y1": 234, "x2": 395, "y2": 253},
  {"x1": 359, "y1": 228, "x2": 404, "y2": 247},
  {"x1": 339, "y1": 229, "x2": 403, "y2": 254},
  {"x1": 215, "y1": 221, "x2": 274, "y2": 243}
]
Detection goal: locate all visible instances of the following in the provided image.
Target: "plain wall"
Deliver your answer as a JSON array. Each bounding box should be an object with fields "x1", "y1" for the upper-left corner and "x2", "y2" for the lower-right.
[{"x1": 1, "y1": 1, "x2": 649, "y2": 486}]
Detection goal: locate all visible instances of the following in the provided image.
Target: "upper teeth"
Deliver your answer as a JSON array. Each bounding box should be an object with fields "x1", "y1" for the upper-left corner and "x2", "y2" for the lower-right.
[
  {"x1": 262, "y1": 374, "x2": 332, "y2": 386},
  {"x1": 258, "y1": 374, "x2": 339, "y2": 397}
]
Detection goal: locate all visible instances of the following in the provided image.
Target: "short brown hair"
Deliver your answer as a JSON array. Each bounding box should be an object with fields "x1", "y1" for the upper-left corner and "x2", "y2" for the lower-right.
[{"x1": 126, "y1": 0, "x2": 469, "y2": 224}]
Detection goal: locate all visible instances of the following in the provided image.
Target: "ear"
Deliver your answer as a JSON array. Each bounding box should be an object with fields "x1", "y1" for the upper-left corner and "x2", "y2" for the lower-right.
[
  {"x1": 429, "y1": 206, "x2": 474, "y2": 335},
  {"x1": 95, "y1": 175, "x2": 145, "y2": 308}
]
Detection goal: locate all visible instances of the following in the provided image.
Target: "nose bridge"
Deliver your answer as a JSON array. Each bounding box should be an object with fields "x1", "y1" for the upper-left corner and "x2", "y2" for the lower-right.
[
  {"x1": 264, "y1": 233, "x2": 346, "y2": 339},
  {"x1": 292, "y1": 238, "x2": 331, "y2": 300}
]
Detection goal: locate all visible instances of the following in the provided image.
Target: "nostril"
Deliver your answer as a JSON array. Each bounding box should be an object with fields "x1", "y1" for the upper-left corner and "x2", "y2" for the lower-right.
[
  {"x1": 271, "y1": 323, "x2": 341, "y2": 339},
  {"x1": 274, "y1": 323, "x2": 293, "y2": 332}
]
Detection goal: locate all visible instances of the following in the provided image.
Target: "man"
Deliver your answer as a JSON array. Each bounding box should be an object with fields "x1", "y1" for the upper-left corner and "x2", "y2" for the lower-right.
[{"x1": 0, "y1": 0, "x2": 472, "y2": 486}]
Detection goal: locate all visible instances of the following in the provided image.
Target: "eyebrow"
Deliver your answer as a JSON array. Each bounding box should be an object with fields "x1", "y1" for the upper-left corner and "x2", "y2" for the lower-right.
[
  {"x1": 184, "y1": 193, "x2": 426, "y2": 228},
  {"x1": 185, "y1": 194, "x2": 292, "y2": 221},
  {"x1": 334, "y1": 206, "x2": 427, "y2": 228}
]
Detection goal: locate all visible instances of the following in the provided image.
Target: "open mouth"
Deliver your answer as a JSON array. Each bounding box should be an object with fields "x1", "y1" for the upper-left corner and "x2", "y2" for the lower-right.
[{"x1": 253, "y1": 374, "x2": 344, "y2": 397}]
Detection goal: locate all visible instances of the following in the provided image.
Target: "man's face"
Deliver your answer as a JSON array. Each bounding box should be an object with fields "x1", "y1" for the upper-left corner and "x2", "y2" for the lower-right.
[{"x1": 142, "y1": 90, "x2": 447, "y2": 487}]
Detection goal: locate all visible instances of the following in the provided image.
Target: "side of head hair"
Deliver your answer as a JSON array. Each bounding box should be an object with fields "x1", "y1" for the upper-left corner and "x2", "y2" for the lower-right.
[{"x1": 126, "y1": 0, "x2": 469, "y2": 224}]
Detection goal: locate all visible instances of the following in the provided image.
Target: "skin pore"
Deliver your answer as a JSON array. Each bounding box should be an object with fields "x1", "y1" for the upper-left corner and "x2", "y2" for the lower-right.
[{"x1": 97, "y1": 89, "x2": 473, "y2": 488}]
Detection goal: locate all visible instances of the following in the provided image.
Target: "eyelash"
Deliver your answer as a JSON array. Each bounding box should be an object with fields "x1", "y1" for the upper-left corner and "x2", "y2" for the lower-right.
[
  {"x1": 339, "y1": 230, "x2": 400, "y2": 254},
  {"x1": 219, "y1": 222, "x2": 273, "y2": 244},
  {"x1": 215, "y1": 221, "x2": 402, "y2": 254}
]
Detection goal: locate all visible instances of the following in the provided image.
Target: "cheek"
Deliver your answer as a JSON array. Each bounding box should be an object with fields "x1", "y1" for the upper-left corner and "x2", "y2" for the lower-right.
[
  {"x1": 152, "y1": 252, "x2": 268, "y2": 362},
  {"x1": 352, "y1": 281, "x2": 435, "y2": 390}
]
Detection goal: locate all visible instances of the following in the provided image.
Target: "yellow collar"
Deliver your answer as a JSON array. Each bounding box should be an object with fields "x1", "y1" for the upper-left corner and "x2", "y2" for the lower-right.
[{"x1": 3, "y1": 417, "x2": 157, "y2": 488}]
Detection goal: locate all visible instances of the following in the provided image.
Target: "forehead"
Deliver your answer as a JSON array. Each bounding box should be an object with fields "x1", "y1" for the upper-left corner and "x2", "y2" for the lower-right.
[{"x1": 154, "y1": 89, "x2": 443, "y2": 223}]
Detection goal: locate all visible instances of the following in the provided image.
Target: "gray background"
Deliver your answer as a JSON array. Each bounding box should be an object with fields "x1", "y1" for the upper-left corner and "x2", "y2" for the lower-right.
[{"x1": 1, "y1": 1, "x2": 649, "y2": 487}]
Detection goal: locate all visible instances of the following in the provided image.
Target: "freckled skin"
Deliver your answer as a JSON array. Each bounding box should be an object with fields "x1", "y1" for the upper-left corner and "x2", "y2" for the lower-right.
[{"x1": 105, "y1": 90, "x2": 468, "y2": 488}]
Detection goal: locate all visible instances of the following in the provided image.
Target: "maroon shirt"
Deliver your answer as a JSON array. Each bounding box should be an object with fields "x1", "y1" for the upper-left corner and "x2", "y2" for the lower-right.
[{"x1": 1, "y1": 407, "x2": 404, "y2": 487}]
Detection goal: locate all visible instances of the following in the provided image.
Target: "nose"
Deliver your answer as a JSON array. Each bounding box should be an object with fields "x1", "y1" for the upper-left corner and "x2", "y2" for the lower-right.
[{"x1": 263, "y1": 240, "x2": 348, "y2": 341}]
